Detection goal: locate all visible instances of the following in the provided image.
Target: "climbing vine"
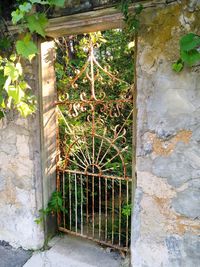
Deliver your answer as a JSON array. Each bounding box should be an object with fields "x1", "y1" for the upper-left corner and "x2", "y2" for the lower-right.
[
  {"x1": 173, "y1": 33, "x2": 200, "y2": 72},
  {"x1": 0, "y1": 0, "x2": 65, "y2": 119}
]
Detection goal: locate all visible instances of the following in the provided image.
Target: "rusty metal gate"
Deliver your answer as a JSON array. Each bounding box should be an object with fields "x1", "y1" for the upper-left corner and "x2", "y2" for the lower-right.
[{"x1": 56, "y1": 36, "x2": 134, "y2": 252}]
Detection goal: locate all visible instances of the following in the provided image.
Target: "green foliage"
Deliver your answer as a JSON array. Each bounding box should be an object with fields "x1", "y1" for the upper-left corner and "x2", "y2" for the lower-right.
[
  {"x1": 35, "y1": 191, "x2": 66, "y2": 224},
  {"x1": 120, "y1": 1, "x2": 143, "y2": 34},
  {"x1": 0, "y1": 55, "x2": 36, "y2": 117},
  {"x1": 122, "y1": 204, "x2": 132, "y2": 217},
  {"x1": 172, "y1": 59, "x2": 184, "y2": 72},
  {"x1": 4, "y1": 61, "x2": 22, "y2": 82},
  {"x1": 0, "y1": 0, "x2": 65, "y2": 119},
  {"x1": 48, "y1": 0, "x2": 65, "y2": 7},
  {"x1": 173, "y1": 33, "x2": 200, "y2": 72},
  {"x1": 27, "y1": 13, "x2": 48, "y2": 37},
  {"x1": 180, "y1": 33, "x2": 200, "y2": 51},
  {"x1": 0, "y1": 37, "x2": 12, "y2": 52},
  {"x1": 16, "y1": 34, "x2": 38, "y2": 61}
]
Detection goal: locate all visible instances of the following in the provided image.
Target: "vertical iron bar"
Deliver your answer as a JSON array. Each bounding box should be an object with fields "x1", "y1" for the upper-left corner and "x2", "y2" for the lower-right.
[
  {"x1": 99, "y1": 176, "x2": 101, "y2": 240},
  {"x1": 81, "y1": 174, "x2": 83, "y2": 235},
  {"x1": 126, "y1": 180, "x2": 129, "y2": 248},
  {"x1": 91, "y1": 42, "x2": 95, "y2": 240},
  {"x1": 63, "y1": 171, "x2": 66, "y2": 228},
  {"x1": 56, "y1": 170, "x2": 61, "y2": 226},
  {"x1": 112, "y1": 179, "x2": 114, "y2": 244},
  {"x1": 86, "y1": 174, "x2": 89, "y2": 235},
  {"x1": 92, "y1": 174, "x2": 95, "y2": 238},
  {"x1": 69, "y1": 172, "x2": 72, "y2": 231},
  {"x1": 56, "y1": 107, "x2": 61, "y2": 227},
  {"x1": 75, "y1": 173, "x2": 77, "y2": 233},
  {"x1": 105, "y1": 178, "x2": 108, "y2": 242},
  {"x1": 119, "y1": 179, "x2": 122, "y2": 246}
]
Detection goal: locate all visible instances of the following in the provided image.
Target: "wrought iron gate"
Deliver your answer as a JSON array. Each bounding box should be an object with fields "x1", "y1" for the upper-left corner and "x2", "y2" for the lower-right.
[{"x1": 56, "y1": 36, "x2": 134, "y2": 252}]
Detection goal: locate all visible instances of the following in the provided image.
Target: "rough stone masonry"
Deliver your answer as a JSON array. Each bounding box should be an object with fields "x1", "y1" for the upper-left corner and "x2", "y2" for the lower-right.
[
  {"x1": 131, "y1": 1, "x2": 200, "y2": 266},
  {"x1": 0, "y1": 1, "x2": 199, "y2": 267},
  {"x1": 0, "y1": 58, "x2": 44, "y2": 249}
]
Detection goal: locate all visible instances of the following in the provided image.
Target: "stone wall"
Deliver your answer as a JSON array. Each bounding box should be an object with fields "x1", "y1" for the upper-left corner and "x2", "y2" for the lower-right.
[
  {"x1": 0, "y1": 58, "x2": 44, "y2": 249},
  {"x1": 132, "y1": 2, "x2": 200, "y2": 266},
  {"x1": 1, "y1": 1, "x2": 200, "y2": 264},
  {"x1": 0, "y1": 39, "x2": 57, "y2": 250}
]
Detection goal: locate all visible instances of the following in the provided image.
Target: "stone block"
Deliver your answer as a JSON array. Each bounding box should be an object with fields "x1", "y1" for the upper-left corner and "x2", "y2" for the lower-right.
[{"x1": 172, "y1": 187, "x2": 200, "y2": 218}]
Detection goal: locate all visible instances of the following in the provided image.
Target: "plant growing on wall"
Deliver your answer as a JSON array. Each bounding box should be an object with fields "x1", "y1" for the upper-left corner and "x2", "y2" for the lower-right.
[
  {"x1": 0, "y1": 0, "x2": 65, "y2": 119},
  {"x1": 173, "y1": 33, "x2": 200, "y2": 72}
]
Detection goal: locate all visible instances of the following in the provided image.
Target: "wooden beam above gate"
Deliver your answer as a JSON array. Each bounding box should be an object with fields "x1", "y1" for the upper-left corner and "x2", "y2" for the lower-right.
[
  {"x1": 45, "y1": 7, "x2": 124, "y2": 37},
  {"x1": 43, "y1": 0, "x2": 174, "y2": 37},
  {"x1": 8, "y1": 0, "x2": 175, "y2": 38}
]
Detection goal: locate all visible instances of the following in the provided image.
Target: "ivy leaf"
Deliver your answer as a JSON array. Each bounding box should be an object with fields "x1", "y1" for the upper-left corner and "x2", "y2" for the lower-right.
[
  {"x1": 48, "y1": 0, "x2": 65, "y2": 7},
  {"x1": 7, "y1": 85, "x2": 25, "y2": 104},
  {"x1": 181, "y1": 49, "x2": 200, "y2": 66},
  {"x1": 16, "y1": 34, "x2": 38, "y2": 61},
  {"x1": 10, "y1": 54, "x2": 17, "y2": 62},
  {"x1": 19, "y1": 2, "x2": 32, "y2": 13},
  {"x1": 26, "y1": 13, "x2": 48, "y2": 37},
  {"x1": 11, "y1": 9, "x2": 24, "y2": 24},
  {"x1": 172, "y1": 59, "x2": 184, "y2": 72},
  {"x1": 4, "y1": 62, "x2": 20, "y2": 82},
  {"x1": 19, "y1": 81, "x2": 30, "y2": 90},
  {"x1": 180, "y1": 33, "x2": 200, "y2": 52},
  {"x1": 18, "y1": 101, "x2": 34, "y2": 117}
]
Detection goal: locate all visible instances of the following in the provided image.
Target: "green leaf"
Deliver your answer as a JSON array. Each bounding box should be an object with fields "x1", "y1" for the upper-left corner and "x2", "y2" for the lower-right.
[
  {"x1": 26, "y1": 13, "x2": 48, "y2": 37},
  {"x1": 172, "y1": 59, "x2": 184, "y2": 72},
  {"x1": 48, "y1": 0, "x2": 65, "y2": 7},
  {"x1": 180, "y1": 33, "x2": 200, "y2": 52},
  {"x1": 4, "y1": 62, "x2": 19, "y2": 82},
  {"x1": 18, "y1": 101, "x2": 34, "y2": 117},
  {"x1": 19, "y1": 2, "x2": 32, "y2": 13},
  {"x1": 19, "y1": 81, "x2": 30, "y2": 90},
  {"x1": 7, "y1": 85, "x2": 25, "y2": 104},
  {"x1": 16, "y1": 34, "x2": 38, "y2": 61},
  {"x1": 34, "y1": 218, "x2": 43, "y2": 224},
  {"x1": 11, "y1": 9, "x2": 24, "y2": 24},
  {"x1": 10, "y1": 54, "x2": 17, "y2": 62},
  {"x1": 181, "y1": 49, "x2": 200, "y2": 66}
]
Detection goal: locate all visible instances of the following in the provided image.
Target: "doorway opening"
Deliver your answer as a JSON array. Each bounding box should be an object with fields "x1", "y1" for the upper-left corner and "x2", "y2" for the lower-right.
[{"x1": 55, "y1": 29, "x2": 135, "y2": 252}]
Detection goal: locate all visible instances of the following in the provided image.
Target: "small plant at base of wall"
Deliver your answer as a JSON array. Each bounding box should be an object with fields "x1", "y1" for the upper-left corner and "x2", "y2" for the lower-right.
[
  {"x1": 172, "y1": 33, "x2": 200, "y2": 72},
  {"x1": 35, "y1": 191, "x2": 66, "y2": 224}
]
